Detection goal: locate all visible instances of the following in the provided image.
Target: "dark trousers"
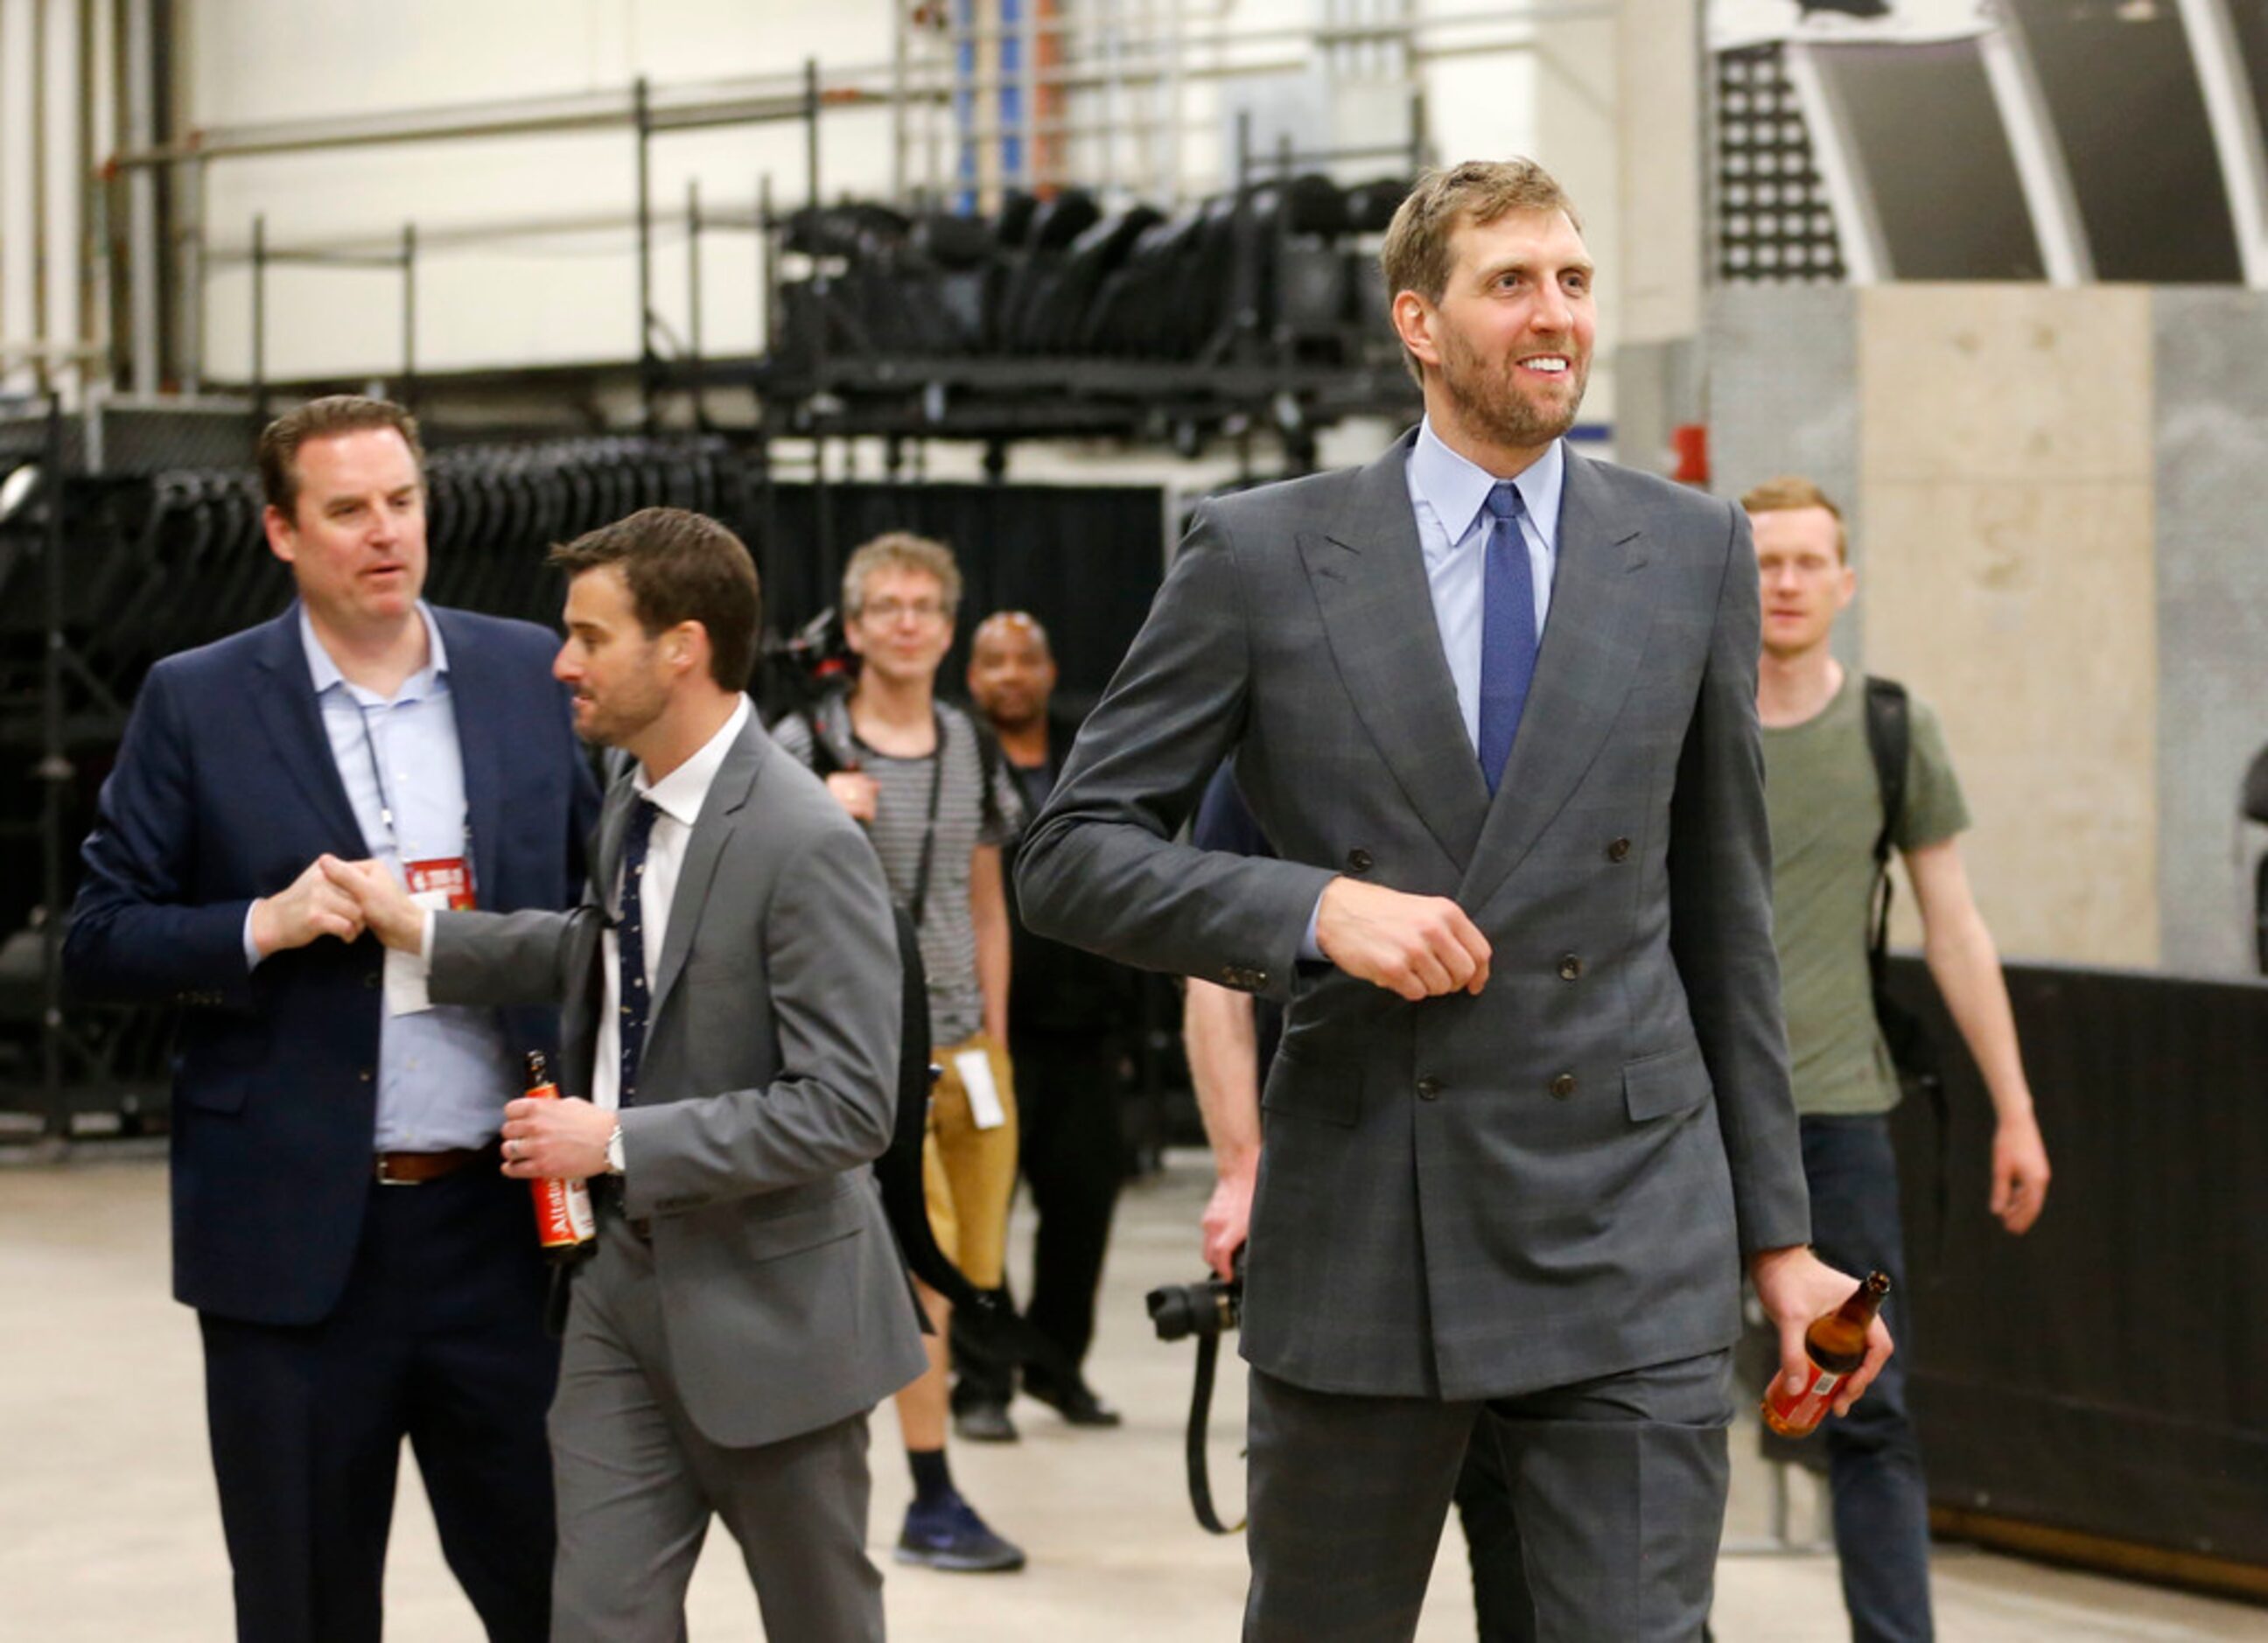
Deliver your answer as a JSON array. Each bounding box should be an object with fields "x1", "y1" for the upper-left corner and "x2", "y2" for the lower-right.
[
  {"x1": 1244, "y1": 1352, "x2": 1732, "y2": 1642},
  {"x1": 1015, "y1": 1031, "x2": 1126, "y2": 1380},
  {"x1": 1452, "y1": 1414, "x2": 1537, "y2": 1643},
  {"x1": 955, "y1": 1029, "x2": 1125, "y2": 1402},
  {"x1": 199, "y1": 1164, "x2": 557, "y2": 1643},
  {"x1": 1801, "y1": 1114, "x2": 1933, "y2": 1643}
]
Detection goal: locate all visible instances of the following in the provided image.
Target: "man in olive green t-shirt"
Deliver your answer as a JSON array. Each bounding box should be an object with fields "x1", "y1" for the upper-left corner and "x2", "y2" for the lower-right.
[{"x1": 1746, "y1": 477, "x2": 2052, "y2": 1643}]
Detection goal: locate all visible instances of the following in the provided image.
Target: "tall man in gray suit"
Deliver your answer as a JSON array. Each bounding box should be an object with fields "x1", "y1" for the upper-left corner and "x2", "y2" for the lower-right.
[
  {"x1": 1016, "y1": 160, "x2": 1892, "y2": 1640},
  {"x1": 330, "y1": 507, "x2": 927, "y2": 1642}
]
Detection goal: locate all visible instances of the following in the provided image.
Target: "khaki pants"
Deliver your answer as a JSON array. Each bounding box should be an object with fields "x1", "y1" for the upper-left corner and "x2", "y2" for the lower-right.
[{"x1": 920, "y1": 1030, "x2": 1019, "y2": 1290}]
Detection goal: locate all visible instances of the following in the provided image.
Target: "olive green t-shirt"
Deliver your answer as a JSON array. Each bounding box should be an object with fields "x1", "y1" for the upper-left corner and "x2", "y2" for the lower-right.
[{"x1": 1762, "y1": 670, "x2": 1970, "y2": 1116}]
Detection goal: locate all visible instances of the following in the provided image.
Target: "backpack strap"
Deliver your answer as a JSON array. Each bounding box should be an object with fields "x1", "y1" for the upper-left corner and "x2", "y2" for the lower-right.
[
  {"x1": 1862, "y1": 676, "x2": 1911, "y2": 978},
  {"x1": 1862, "y1": 674, "x2": 1951, "y2": 1266}
]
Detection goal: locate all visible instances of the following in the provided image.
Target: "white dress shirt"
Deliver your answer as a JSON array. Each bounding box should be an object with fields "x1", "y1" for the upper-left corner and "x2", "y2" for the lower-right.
[{"x1": 590, "y1": 696, "x2": 751, "y2": 1112}]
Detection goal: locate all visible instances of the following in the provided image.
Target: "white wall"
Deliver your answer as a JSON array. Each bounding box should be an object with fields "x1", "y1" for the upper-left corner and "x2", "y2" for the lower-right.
[{"x1": 187, "y1": 1, "x2": 903, "y2": 381}]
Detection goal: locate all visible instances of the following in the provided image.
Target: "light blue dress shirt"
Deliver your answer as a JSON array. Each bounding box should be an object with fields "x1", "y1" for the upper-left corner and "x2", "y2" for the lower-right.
[
  {"x1": 1404, "y1": 418, "x2": 1564, "y2": 753},
  {"x1": 1296, "y1": 424, "x2": 1566, "y2": 957},
  {"x1": 242, "y1": 604, "x2": 516, "y2": 1151}
]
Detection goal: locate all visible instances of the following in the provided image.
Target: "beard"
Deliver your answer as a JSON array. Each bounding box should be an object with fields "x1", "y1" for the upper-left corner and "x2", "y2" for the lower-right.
[
  {"x1": 1438, "y1": 327, "x2": 1590, "y2": 450},
  {"x1": 574, "y1": 670, "x2": 669, "y2": 751}
]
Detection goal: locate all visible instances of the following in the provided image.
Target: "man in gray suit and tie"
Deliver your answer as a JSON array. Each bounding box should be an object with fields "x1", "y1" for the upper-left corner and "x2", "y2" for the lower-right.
[
  {"x1": 1017, "y1": 159, "x2": 1891, "y2": 1640},
  {"x1": 331, "y1": 507, "x2": 927, "y2": 1641}
]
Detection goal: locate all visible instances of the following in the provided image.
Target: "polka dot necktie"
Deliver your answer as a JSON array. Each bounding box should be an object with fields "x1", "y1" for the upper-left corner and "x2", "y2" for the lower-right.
[
  {"x1": 615, "y1": 797, "x2": 661, "y2": 1108},
  {"x1": 1477, "y1": 479, "x2": 1537, "y2": 795}
]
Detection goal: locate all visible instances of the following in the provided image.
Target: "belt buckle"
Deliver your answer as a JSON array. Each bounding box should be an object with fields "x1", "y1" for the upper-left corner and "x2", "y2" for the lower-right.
[{"x1": 374, "y1": 1154, "x2": 417, "y2": 1186}]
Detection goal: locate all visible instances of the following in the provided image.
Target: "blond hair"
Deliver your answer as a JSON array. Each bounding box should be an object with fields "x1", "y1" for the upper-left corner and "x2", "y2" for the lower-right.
[
  {"x1": 1740, "y1": 476, "x2": 1848, "y2": 563},
  {"x1": 842, "y1": 531, "x2": 963, "y2": 621}
]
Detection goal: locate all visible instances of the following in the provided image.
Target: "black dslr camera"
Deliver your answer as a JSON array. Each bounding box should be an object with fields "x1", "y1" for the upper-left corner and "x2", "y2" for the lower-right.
[
  {"x1": 1145, "y1": 1270, "x2": 1242, "y2": 1343},
  {"x1": 1148, "y1": 1258, "x2": 1244, "y2": 1534}
]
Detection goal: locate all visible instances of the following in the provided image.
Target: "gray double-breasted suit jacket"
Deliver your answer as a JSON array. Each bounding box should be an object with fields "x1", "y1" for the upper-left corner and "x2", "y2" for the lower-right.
[
  {"x1": 1018, "y1": 432, "x2": 1811, "y2": 1402},
  {"x1": 430, "y1": 714, "x2": 928, "y2": 1449}
]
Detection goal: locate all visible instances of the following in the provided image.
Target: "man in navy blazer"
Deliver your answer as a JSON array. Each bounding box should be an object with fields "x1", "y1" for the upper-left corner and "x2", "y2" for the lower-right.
[{"x1": 65, "y1": 396, "x2": 599, "y2": 1643}]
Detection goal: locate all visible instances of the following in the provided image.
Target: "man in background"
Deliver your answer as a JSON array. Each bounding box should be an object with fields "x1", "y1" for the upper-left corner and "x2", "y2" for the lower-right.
[
  {"x1": 1746, "y1": 476, "x2": 2051, "y2": 1643},
  {"x1": 65, "y1": 395, "x2": 598, "y2": 1643},
  {"x1": 773, "y1": 533, "x2": 1029, "y2": 1573},
  {"x1": 960, "y1": 610, "x2": 1136, "y2": 1431}
]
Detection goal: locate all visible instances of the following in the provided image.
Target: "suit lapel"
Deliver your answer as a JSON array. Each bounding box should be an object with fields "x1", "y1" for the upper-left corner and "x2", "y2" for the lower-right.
[
  {"x1": 246, "y1": 608, "x2": 367, "y2": 849},
  {"x1": 1460, "y1": 448, "x2": 1660, "y2": 911},
  {"x1": 647, "y1": 721, "x2": 760, "y2": 1024},
  {"x1": 434, "y1": 608, "x2": 507, "y2": 901},
  {"x1": 1460, "y1": 449, "x2": 1656, "y2": 910},
  {"x1": 1303, "y1": 434, "x2": 1492, "y2": 873}
]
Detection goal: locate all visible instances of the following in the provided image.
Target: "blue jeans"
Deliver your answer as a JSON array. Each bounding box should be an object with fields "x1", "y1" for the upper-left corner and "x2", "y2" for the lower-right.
[{"x1": 1801, "y1": 1114, "x2": 1933, "y2": 1643}]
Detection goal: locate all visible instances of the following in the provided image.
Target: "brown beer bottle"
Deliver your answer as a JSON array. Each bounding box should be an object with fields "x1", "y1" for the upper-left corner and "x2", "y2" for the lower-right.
[
  {"x1": 1760, "y1": 1270, "x2": 1891, "y2": 1437},
  {"x1": 522, "y1": 1051, "x2": 596, "y2": 1262}
]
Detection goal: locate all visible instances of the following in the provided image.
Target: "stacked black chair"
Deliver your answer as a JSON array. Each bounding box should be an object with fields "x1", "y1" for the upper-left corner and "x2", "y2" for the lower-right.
[{"x1": 771, "y1": 174, "x2": 1417, "y2": 372}]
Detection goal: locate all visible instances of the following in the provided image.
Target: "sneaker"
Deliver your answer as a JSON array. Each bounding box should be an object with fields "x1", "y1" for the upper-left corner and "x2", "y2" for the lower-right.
[
  {"x1": 1022, "y1": 1373, "x2": 1123, "y2": 1428},
  {"x1": 895, "y1": 1491, "x2": 1027, "y2": 1573},
  {"x1": 952, "y1": 1400, "x2": 1019, "y2": 1444}
]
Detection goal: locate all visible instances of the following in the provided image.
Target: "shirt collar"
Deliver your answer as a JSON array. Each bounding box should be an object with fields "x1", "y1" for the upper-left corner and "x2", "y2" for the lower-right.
[
  {"x1": 299, "y1": 602, "x2": 449, "y2": 701},
  {"x1": 636, "y1": 695, "x2": 751, "y2": 828},
  {"x1": 1409, "y1": 418, "x2": 1564, "y2": 552}
]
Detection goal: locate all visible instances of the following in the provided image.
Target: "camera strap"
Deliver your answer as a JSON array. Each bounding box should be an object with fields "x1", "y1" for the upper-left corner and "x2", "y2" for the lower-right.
[{"x1": 1185, "y1": 1330, "x2": 1245, "y2": 1535}]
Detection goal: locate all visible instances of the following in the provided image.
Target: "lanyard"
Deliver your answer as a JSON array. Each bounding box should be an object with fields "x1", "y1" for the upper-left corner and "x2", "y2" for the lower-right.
[
  {"x1": 355, "y1": 702, "x2": 402, "y2": 850},
  {"x1": 351, "y1": 695, "x2": 472, "y2": 877},
  {"x1": 821, "y1": 695, "x2": 950, "y2": 929}
]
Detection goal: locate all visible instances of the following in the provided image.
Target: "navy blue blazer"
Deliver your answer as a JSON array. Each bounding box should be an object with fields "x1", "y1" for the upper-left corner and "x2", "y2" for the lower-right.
[{"x1": 65, "y1": 605, "x2": 601, "y2": 1326}]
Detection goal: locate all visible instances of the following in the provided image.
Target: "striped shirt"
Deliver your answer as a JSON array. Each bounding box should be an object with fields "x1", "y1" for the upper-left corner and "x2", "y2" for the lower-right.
[{"x1": 774, "y1": 702, "x2": 1024, "y2": 1045}]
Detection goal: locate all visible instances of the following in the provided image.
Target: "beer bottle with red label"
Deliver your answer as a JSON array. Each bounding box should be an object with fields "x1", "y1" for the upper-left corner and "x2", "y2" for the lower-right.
[
  {"x1": 522, "y1": 1050, "x2": 596, "y2": 1262},
  {"x1": 1761, "y1": 1269, "x2": 1891, "y2": 1438}
]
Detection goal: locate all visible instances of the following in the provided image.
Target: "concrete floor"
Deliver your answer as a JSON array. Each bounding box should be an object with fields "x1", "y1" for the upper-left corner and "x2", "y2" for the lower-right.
[{"x1": 3, "y1": 1148, "x2": 2261, "y2": 1641}]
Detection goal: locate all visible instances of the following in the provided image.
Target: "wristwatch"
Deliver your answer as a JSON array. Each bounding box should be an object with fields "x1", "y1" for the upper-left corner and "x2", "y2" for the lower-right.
[{"x1": 606, "y1": 1122, "x2": 626, "y2": 1177}]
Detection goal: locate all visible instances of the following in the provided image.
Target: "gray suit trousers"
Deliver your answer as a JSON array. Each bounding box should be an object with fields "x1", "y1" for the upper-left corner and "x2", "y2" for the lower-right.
[
  {"x1": 1244, "y1": 1351, "x2": 1733, "y2": 1643},
  {"x1": 550, "y1": 1218, "x2": 884, "y2": 1643}
]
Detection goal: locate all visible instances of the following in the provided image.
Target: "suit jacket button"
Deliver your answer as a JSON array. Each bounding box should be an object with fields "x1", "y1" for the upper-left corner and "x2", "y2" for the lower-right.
[
  {"x1": 1558, "y1": 954, "x2": 1583, "y2": 982},
  {"x1": 1346, "y1": 848, "x2": 1374, "y2": 874},
  {"x1": 1607, "y1": 837, "x2": 1632, "y2": 863},
  {"x1": 1416, "y1": 1076, "x2": 1442, "y2": 1101},
  {"x1": 359, "y1": 1069, "x2": 374, "y2": 1084},
  {"x1": 1549, "y1": 1072, "x2": 1578, "y2": 1100},
  {"x1": 364, "y1": 971, "x2": 382, "y2": 989}
]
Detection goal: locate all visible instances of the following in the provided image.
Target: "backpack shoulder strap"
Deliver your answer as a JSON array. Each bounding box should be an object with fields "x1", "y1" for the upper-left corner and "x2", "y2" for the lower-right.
[
  {"x1": 1863, "y1": 675, "x2": 1910, "y2": 870},
  {"x1": 1862, "y1": 675, "x2": 1910, "y2": 976}
]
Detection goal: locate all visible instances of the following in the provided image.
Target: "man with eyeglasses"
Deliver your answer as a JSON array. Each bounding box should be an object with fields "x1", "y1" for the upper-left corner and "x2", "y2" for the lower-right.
[{"x1": 773, "y1": 531, "x2": 1030, "y2": 1573}]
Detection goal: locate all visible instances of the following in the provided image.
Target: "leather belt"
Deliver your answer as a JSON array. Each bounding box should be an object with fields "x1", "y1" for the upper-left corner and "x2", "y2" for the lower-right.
[{"x1": 374, "y1": 1145, "x2": 490, "y2": 1186}]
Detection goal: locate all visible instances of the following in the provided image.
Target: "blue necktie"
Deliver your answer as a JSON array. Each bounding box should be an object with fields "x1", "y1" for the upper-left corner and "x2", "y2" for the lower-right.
[
  {"x1": 1477, "y1": 479, "x2": 1537, "y2": 795},
  {"x1": 615, "y1": 797, "x2": 660, "y2": 1108}
]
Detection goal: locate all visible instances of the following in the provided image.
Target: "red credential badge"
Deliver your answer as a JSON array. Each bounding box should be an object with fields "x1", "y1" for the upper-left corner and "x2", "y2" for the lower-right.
[{"x1": 403, "y1": 857, "x2": 476, "y2": 912}]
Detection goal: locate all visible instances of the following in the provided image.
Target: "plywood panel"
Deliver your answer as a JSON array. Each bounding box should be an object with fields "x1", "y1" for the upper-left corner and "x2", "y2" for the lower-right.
[
  {"x1": 1859, "y1": 287, "x2": 2157, "y2": 967},
  {"x1": 1862, "y1": 286, "x2": 2153, "y2": 484}
]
